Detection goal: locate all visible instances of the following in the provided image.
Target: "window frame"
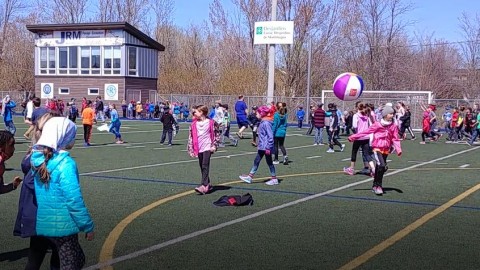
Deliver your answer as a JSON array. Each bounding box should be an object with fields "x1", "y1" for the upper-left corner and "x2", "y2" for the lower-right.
[
  {"x1": 88, "y1": 88, "x2": 100, "y2": 95},
  {"x1": 128, "y1": 46, "x2": 137, "y2": 76},
  {"x1": 58, "y1": 87, "x2": 70, "y2": 95}
]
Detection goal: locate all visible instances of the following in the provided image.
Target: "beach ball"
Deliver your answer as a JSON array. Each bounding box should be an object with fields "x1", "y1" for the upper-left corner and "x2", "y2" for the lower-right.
[{"x1": 332, "y1": 72, "x2": 364, "y2": 101}]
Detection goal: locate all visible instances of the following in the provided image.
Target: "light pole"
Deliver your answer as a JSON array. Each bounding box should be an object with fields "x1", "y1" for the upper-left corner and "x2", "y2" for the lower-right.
[{"x1": 266, "y1": 0, "x2": 277, "y2": 103}]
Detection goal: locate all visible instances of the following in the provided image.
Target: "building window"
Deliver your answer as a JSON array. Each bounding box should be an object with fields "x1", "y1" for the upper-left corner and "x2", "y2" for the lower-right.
[
  {"x1": 88, "y1": 88, "x2": 99, "y2": 95},
  {"x1": 81, "y1": 47, "x2": 90, "y2": 74},
  {"x1": 69, "y1": 47, "x2": 78, "y2": 74},
  {"x1": 91, "y1": 46, "x2": 101, "y2": 74},
  {"x1": 104, "y1": 46, "x2": 121, "y2": 75},
  {"x1": 58, "y1": 87, "x2": 70, "y2": 94},
  {"x1": 40, "y1": 47, "x2": 55, "y2": 74},
  {"x1": 128, "y1": 47, "x2": 137, "y2": 76}
]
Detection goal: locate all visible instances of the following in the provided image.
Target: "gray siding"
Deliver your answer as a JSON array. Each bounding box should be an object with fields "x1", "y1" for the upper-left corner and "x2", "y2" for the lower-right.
[{"x1": 125, "y1": 32, "x2": 148, "y2": 47}]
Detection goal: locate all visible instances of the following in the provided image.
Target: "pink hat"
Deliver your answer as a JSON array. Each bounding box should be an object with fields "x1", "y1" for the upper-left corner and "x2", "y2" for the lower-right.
[{"x1": 257, "y1": 105, "x2": 270, "y2": 117}]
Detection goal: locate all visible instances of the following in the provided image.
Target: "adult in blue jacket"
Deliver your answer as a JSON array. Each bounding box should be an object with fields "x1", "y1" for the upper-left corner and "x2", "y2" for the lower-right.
[
  {"x1": 31, "y1": 117, "x2": 94, "y2": 270},
  {"x1": 2, "y1": 95, "x2": 16, "y2": 135}
]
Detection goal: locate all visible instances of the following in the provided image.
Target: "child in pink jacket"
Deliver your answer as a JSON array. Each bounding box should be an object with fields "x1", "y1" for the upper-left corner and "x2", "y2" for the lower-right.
[
  {"x1": 348, "y1": 106, "x2": 402, "y2": 195},
  {"x1": 187, "y1": 105, "x2": 221, "y2": 194}
]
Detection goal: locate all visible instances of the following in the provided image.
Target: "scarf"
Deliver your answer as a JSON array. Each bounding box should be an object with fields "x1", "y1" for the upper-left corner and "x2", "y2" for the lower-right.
[{"x1": 34, "y1": 117, "x2": 77, "y2": 152}]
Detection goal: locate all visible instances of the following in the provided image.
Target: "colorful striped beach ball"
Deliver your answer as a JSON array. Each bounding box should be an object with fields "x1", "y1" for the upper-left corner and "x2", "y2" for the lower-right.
[{"x1": 332, "y1": 72, "x2": 364, "y2": 101}]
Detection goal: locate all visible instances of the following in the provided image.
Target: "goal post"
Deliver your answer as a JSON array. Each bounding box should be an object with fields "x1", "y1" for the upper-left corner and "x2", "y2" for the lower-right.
[{"x1": 320, "y1": 90, "x2": 433, "y2": 130}]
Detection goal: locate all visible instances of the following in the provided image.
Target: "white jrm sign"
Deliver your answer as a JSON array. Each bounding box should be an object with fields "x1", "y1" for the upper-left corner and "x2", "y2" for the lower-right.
[
  {"x1": 253, "y1": 21, "x2": 294, "y2": 45},
  {"x1": 36, "y1": 30, "x2": 124, "y2": 46},
  {"x1": 104, "y1": 84, "x2": 119, "y2": 101}
]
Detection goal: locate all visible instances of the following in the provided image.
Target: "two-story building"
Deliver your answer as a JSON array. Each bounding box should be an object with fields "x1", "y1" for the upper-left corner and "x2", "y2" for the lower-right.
[{"x1": 26, "y1": 22, "x2": 165, "y2": 104}]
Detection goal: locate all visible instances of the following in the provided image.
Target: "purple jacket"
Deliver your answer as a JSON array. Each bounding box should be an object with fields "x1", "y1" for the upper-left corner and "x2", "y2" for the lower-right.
[
  {"x1": 257, "y1": 120, "x2": 274, "y2": 151},
  {"x1": 13, "y1": 154, "x2": 37, "y2": 238}
]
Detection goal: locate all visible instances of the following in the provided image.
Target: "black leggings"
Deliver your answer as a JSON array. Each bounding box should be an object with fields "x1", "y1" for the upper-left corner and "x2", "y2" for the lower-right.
[
  {"x1": 400, "y1": 124, "x2": 415, "y2": 139},
  {"x1": 274, "y1": 137, "x2": 287, "y2": 160},
  {"x1": 26, "y1": 236, "x2": 60, "y2": 270},
  {"x1": 351, "y1": 139, "x2": 372, "y2": 162},
  {"x1": 373, "y1": 152, "x2": 388, "y2": 187},
  {"x1": 198, "y1": 151, "x2": 212, "y2": 186}
]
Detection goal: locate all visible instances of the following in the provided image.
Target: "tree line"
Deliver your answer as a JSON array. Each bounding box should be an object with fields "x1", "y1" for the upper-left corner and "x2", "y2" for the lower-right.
[{"x1": 0, "y1": 0, "x2": 479, "y2": 99}]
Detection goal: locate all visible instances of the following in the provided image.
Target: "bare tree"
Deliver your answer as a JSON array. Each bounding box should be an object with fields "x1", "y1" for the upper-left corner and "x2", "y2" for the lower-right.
[
  {"x1": 0, "y1": 0, "x2": 25, "y2": 59},
  {"x1": 36, "y1": 0, "x2": 90, "y2": 23},
  {"x1": 458, "y1": 12, "x2": 480, "y2": 99}
]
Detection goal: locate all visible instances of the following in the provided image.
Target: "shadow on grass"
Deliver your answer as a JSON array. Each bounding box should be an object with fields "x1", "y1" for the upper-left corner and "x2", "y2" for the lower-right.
[{"x1": 0, "y1": 248, "x2": 29, "y2": 262}]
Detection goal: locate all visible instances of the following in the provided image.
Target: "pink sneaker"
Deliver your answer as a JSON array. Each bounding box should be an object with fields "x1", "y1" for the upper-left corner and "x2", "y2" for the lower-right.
[
  {"x1": 194, "y1": 185, "x2": 211, "y2": 195},
  {"x1": 343, "y1": 167, "x2": 354, "y2": 176}
]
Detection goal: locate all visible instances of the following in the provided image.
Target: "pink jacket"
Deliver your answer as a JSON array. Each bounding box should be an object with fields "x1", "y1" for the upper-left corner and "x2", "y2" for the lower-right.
[
  {"x1": 187, "y1": 118, "x2": 221, "y2": 157},
  {"x1": 352, "y1": 112, "x2": 371, "y2": 140},
  {"x1": 349, "y1": 121, "x2": 402, "y2": 155}
]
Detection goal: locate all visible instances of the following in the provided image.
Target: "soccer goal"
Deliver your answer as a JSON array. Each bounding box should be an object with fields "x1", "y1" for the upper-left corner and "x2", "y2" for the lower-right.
[{"x1": 321, "y1": 90, "x2": 433, "y2": 130}]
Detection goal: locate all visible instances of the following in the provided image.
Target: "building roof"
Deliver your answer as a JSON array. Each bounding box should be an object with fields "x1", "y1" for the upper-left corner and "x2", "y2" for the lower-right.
[{"x1": 26, "y1": 22, "x2": 165, "y2": 51}]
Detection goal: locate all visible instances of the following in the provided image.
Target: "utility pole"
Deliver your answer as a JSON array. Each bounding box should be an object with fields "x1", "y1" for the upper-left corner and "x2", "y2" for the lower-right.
[
  {"x1": 266, "y1": 0, "x2": 277, "y2": 103},
  {"x1": 306, "y1": 38, "x2": 312, "y2": 124}
]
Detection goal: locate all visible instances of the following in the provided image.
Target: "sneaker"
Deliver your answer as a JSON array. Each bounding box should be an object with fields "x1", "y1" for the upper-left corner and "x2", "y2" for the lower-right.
[
  {"x1": 343, "y1": 167, "x2": 354, "y2": 176},
  {"x1": 326, "y1": 148, "x2": 334, "y2": 153},
  {"x1": 83, "y1": 142, "x2": 89, "y2": 147},
  {"x1": 265, "y1": 178, "x2": 279, "y2": 185},
  {"x1": 251, "y1": 142, "x2": 257, "y2": 147},
  {"x1": 411, "y1": 137, "x2": 416, "y2": 140},
  {"x1": 283, "y1": 156, "x2": 289, "y2": 165},
  {"x1": 467, "y1": 141, "x2": 474, "y2": 146},
  {"x1": 116, "y1": 140, "x2": 124, "y2": 144},
  {"x1": 194, "y1": 185, "x2": 210, "y2": 195},
  {"x1": 160, "y1": 142, "x2": 164, "y2": 145},
  {"x1": 239, "y1": 174, "x2": 253, "y2": 184},
  {"x1": 313, "y1": 143, "x2": 318, "y2": 146},
  {"x1": 340, "y1": 144, "x2": 346, "y2": 152},
  {"x1": 359, "y1": 168, "x2": 370, "y2": 175},
  {"x1": 233, "y1": 139, "x2": 238, "y2": 147},
  {"x1": 419, "y1": 141, "x2": 426, "y2": 144},
  {"x1": 273, "y1": 160, "x2": 280, "y2": 165},
  {"x1": 318, "y1": 143, "x2": 325, "y2": 146},
  {"x1": 374, "y1": 186, "x2": 384, "y2": 195},
  {"x1": 168, "y1": 144, "x2": 172, "y2": 146}
]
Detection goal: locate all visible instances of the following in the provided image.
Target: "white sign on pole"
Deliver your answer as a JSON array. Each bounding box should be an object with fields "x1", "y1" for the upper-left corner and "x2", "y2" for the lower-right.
[
  {"x1": 254, "y1": 21, "x2": 294, "y2": 45},
  {"x1": 40, "y1": 83, "x2": 54, "y2": 99},
  {"x1": 104, "y1": 84, "x2": 119, "y2": 101}
]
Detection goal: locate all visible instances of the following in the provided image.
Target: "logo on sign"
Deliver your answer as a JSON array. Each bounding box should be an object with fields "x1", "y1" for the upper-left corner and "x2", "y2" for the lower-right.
[
  {"x1": 256, "y1": 27, "x2": 263, "y2": 35},
  {"x1": 349, "y1": 89, "x2": 357, "y2": 96},
  {"x1": 106, "y1": 85, "x2": 117, "y2": 97},
  {"x1": 56, "y1": 31, "x2": 81, "y2": 44},
  {"x1": 43, "y1": 84, "x2": 52, "y2": 94}
]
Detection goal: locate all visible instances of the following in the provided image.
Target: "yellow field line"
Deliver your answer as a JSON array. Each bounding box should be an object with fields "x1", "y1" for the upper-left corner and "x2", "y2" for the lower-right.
[
  {"x1": 98, "y1": 171, "x2": 342, "y2": 269},
  {"x1": 337, "y1": 182, "x2": 480, "y2": 270}
]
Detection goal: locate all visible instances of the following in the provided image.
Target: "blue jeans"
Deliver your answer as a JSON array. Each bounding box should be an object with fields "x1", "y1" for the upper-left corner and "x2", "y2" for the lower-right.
[
  {"x1": 314, "y1": 127, "x2": 323, "y2": 144},
  {"x1": 469, "y1": 129, "x2": 479, "y2": 145},
  {"x1": 109, "y1": 121, "x2": 121, "y2": 139},
  {"x1": 5, "y1": 120, "x2": 16, "y2": 135},
  {"x1": 249, "y1": 150, "x2": 276, "y2": 177}
]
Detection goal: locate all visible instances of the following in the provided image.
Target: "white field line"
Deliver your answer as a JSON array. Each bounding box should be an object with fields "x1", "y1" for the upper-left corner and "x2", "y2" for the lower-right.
[
  {"x1": 306, "y1": 156, "x2": 322, "y2": 159},
  {"x1": 84, "y1": 146, "x2": 480, "y2": 270},
  {"x1": 407, "y1": 160, "x2": 448, "y2": 165},
  {"x1": 79, "y1": 145, "x2": 313, "y2": 176},
  {"x1": 125, "y1": 146, "x2": 146, "y2": 149},
  {"x1": 460, "y1": 164, "x2": 470, "y2": 168}
]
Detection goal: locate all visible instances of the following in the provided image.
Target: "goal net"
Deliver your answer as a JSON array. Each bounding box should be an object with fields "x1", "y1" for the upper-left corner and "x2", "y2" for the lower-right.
[{"x1": 320, "y1": 90, "x2": 433, "y2": 130}]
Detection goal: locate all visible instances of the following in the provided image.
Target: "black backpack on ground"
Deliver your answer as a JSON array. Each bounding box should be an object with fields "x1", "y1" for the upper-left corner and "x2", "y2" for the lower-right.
[{"x1": 213, "y1": 193, "x2": 254, "y2": 206}]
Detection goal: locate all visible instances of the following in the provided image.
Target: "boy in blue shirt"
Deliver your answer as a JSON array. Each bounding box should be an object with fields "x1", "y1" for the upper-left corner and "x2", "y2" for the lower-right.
[{"x1": 296, "y1": 106, "x2": 305, "y2": 128}]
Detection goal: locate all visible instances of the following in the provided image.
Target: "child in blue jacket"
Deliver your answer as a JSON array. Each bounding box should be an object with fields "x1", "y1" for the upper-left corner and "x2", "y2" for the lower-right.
[
  {"x1": 31, "y1": 117, "x2": 94, "y2": 269},
  {"x1": 239, "y1": 105, "x2": 278, "y2": 185},
  {"x1": 296, "y1": 106, "x2": 305, "y2": 128}
]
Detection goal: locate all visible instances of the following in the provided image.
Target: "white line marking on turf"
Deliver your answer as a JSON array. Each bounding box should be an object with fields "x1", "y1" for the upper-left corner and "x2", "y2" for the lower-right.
[
  {"x1": 125, "y1": 146, "x2": 145, "y2": 149},
  {"x1": 342, "y1": 158, "x2": 350, "y2": 161},
  {"x1": 460, "y1": 164, "x2": 470, "y2": 168},
  {"x1": 84, "y1": 146, "x2": 480, "y2": 270},
  {"x1": 407, "y1": 161, "x2": 448, "y2": 165},
  {"x1": 306, "y1": 156, "x2": 322, "y2": 159},
  {"x1": 79, "y1": 145, "x2": 313, "y2": 176}
]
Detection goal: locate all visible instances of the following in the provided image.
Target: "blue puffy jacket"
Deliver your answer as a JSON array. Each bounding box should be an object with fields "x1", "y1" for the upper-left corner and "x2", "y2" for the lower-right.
[{"x1": 32, "y1": 151, "x2": 94, "y2": 237}]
